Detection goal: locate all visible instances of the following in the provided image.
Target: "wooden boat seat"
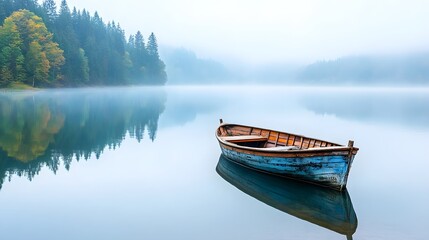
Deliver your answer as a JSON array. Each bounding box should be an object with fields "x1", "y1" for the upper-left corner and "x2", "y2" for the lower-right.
[
  {"x1": 221, "y1": 135, "x2": 268, "y2": 143},
  {"x1": 264, "y1": 146, "x2": 300, "y2": 151}
]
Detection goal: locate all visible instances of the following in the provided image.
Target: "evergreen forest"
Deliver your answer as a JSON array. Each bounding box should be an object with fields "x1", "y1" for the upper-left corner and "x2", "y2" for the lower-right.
[{"x1": 0, "y1": 0, "x2": 167, "y2": 87}]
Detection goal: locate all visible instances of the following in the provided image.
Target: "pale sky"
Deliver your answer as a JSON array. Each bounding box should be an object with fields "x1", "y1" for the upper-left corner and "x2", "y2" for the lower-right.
[{"x1": 53, "y1": 0, "x2": 429, "y2": 64}]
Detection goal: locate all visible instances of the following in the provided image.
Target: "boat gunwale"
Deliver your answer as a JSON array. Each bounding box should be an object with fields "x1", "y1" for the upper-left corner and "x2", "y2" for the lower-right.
[{"x1": 216, "y1": 123, "x2": 359, "y2": 155}]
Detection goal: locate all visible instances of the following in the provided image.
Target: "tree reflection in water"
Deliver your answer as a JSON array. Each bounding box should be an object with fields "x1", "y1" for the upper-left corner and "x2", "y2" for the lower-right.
[{"x1": 0, "y1": 88, "x2": 166, "y2": 189}]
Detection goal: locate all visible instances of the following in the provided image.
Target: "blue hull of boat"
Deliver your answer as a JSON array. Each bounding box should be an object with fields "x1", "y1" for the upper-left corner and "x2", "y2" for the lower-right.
[{"x1": 220, "y1": 146, "x2": 354, "y2": 190}]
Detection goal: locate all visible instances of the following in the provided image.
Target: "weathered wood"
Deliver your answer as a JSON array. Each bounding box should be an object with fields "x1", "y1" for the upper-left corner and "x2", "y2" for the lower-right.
[
  {"x1": 300, "y1": 138, "x2": 304, "y2": 148},
  {"x1": 221, "y1": 135, "x2": 268, "y2": 143},
  {"x1": 219, "y1": 126, "x2": 227, "y2": 136},
  {"x1": 248, "y1": 127, "x2": 253, "y2": 135},
  {"x1": 285, "y1": 134, "x2": 291, "y2": 146},
  {"x1": 216, "y1": 122, "x2": 359, "y2": 191},
  {"x1": 274, "y1": 132, "x2": 280, "y2": 147}
]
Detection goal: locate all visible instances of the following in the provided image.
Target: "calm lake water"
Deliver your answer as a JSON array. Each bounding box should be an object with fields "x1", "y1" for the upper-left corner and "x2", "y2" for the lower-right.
[{"x1": 0, "y1": 86, "x2": 428, "y2": 240}]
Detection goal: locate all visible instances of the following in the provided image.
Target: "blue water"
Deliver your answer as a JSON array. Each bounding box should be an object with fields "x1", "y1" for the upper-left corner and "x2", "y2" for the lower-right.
[{"x1": 0, "y1": 86, "x2": 428, "y2": 240}]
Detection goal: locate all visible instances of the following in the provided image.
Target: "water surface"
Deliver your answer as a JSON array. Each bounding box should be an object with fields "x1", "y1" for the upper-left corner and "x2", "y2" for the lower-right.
[{"x1": 0, "y1": 86, "x2": 428, "y2": 240}]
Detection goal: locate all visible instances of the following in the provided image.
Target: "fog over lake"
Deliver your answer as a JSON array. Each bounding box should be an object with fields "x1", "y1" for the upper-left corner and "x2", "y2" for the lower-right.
[{"x1": 0, "y1": 86, "x2": 428, "y2": 239}]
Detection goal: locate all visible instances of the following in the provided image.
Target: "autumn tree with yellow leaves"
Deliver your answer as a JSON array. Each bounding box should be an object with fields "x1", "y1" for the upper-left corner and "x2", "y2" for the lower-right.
[{"x1": 0, "y1": 9, "x2": 64, "y2": 87}]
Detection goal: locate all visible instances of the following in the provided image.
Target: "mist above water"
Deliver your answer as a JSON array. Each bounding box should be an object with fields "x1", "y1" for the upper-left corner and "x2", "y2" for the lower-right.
[
  {"x1": 161, "y1": 48, "x2": 429, "y2": 86},
  {"x1": 0, "y1": 86, "x2": 428, "y2": 239}
]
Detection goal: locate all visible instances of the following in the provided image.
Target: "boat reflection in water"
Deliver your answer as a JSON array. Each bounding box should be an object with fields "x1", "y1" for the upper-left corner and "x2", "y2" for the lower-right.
[{"x1": 216, "y1": 155, "x2": 358, "y2": 240}]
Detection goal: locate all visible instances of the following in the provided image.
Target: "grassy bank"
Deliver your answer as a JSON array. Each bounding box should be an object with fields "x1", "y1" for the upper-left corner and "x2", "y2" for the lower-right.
[{"x1": 4, "y1": 82, "x2": 38, "y2": 90}]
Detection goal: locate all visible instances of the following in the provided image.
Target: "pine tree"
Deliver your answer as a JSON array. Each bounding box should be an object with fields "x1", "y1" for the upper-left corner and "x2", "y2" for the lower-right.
[
  {"x1": 147, "y1": 33, "x2": 159, "y2": 58},
  {"x1": 42, "y1": 0, "x2": 57, "y2": 25},
  {"x1": 128, "y1": 35, "x2": 135, "y2": 48},
  {"x1": 146, "y1": 33, "x2": 166, "y2": 85},
  {"x1": 56, "y1": 0, "x2": 86, "y2": 85},
  {"x1": 128, "y1": 31, "x2": 148, "y2": 82},
  {"x1": 135, "y1": 31, "x2": 145, "y2": 51},
  {"x1": 12, "y1": 0, "x2": 38, "y2": 14}
]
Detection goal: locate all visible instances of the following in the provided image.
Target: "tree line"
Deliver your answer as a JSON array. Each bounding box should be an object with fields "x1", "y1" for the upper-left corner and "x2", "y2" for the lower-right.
[
  {"x1": 0, "y1": 0, "x2": 167, "y2": 87},
  {"x1": 298, "y1": 55, "x2": 429, "y2": 85}
]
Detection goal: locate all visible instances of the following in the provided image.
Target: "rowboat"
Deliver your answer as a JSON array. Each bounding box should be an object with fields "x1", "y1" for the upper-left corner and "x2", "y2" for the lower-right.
[
  {"x1": 215, "y1": 119, "x2": 359, "y2": 191},
  {"x1": 216, "y1": 155, "x2": 358, "y2": 239}
]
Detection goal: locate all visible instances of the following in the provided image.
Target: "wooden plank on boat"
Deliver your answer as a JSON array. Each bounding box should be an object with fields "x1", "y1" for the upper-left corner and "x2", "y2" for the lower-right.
[{"x1": 221, "y1": 135, "x2": 268, "y2": 143}]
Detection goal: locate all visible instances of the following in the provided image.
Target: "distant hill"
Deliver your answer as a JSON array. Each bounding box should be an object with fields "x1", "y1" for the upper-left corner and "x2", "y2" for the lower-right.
[
  {"x1": 160, "y1": 47, "x2": 235, "y2": 85},
  {"x1": 159, "y1": 48, "x2": 429, "y2": 86},
  {"x1": 298, "y1": 53, "x2": 429, "y2": 85}
]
